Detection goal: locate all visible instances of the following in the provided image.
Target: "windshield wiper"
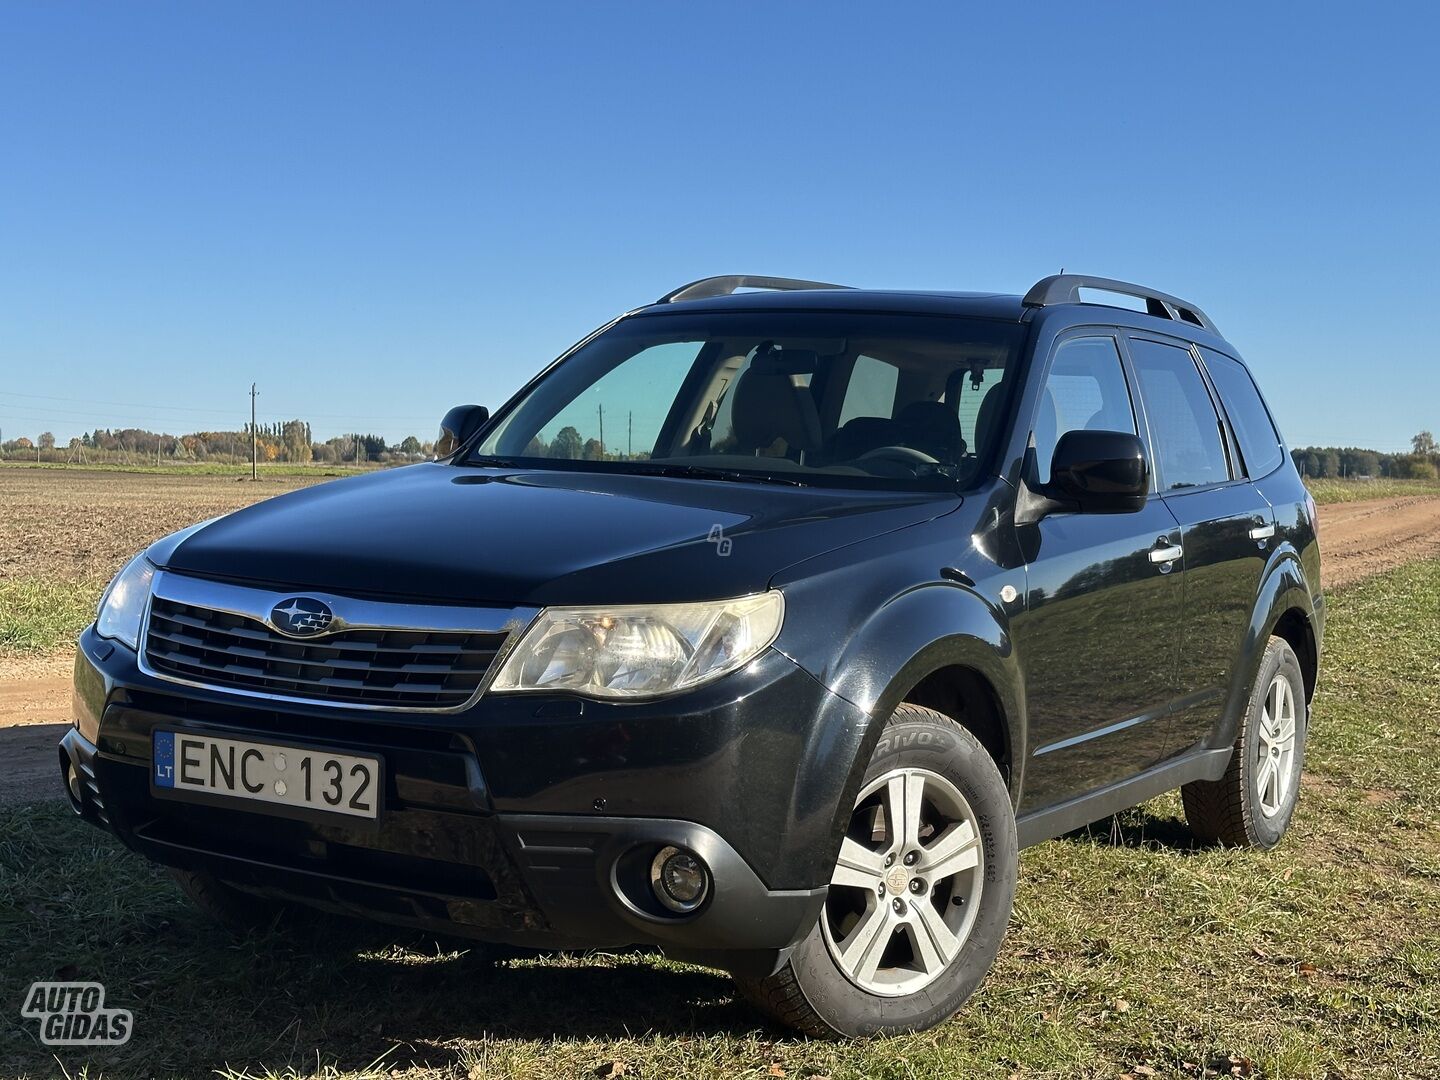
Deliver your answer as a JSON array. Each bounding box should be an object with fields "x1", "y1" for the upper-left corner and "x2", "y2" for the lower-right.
[{"x1": 630, "y1": 463, "x2": 808, "y2": 487}]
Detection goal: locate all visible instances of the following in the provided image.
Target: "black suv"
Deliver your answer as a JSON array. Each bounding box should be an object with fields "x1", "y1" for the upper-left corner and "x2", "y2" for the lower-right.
[{"x1": 62, "y1": 274, "x2": 1323, "y2": 1037}]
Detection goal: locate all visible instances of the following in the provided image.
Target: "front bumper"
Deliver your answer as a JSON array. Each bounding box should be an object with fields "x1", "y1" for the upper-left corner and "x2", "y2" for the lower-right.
[{"x1": 64, "y1": 625, "x2": 866, "y2": 962}]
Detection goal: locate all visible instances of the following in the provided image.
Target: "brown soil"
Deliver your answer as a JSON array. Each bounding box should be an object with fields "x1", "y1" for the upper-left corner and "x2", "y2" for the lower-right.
[
  {"x1": 1317, "y1": 494, "x2": 1440, "y2": 589},
  {"x1": 3, "y1": 493, "x2": 1439, "y2": 805}
]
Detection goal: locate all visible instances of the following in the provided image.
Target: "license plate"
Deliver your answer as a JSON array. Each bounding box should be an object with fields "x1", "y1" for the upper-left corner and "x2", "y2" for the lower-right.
[{"x1": 152, "y1": 730, "x2": 382, "y2": 820}]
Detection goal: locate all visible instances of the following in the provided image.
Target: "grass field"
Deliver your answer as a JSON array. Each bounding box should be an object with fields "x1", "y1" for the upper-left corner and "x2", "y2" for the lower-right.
[
  {"x1": 1303, "y1": 476, "x2": 1440, "y2": 504},
  {"x1": 3, "y1": 558, "x2": 1437, "y2": 1078},
  {"x1": 0, "y1": 468, "x2": 333, "y2": 657}
]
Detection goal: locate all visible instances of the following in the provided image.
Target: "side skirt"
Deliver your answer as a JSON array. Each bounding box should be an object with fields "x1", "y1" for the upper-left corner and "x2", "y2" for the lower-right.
[{"x1": 1016, "y1": 747, "x2": 1232, "y2": 848}]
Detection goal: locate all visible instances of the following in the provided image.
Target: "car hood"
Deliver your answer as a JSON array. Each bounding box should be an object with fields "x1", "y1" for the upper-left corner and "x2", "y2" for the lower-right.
[{"x1": 154, "y1": 463, "x2": 960, "y2": 606}]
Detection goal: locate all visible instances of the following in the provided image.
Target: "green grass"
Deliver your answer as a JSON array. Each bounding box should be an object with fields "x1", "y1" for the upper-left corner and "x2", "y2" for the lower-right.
[
  {"x1": 0, "y1": 578, "x2": 101, "y2": 653},
  {"x1": 3, "y1": 561, "x2": 1438, "y2": 1079},
  {"x1": 1304, "y1": 476, "x2": 1440, "y2": 504}
]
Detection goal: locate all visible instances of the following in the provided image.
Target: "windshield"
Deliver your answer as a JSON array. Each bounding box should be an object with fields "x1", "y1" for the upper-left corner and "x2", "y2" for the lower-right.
[{"x1": 472, "y1": 311, "x2": 1027, "y2": 490}]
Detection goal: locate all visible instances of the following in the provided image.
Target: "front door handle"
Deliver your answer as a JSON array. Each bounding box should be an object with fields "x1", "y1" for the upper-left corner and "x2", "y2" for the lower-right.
[
  {"x1": 1249, "y1": 523, "x2": 1276, "y2": 541},
  {"x1": 1149, "y1": 543, "x2": 1184, "y2": 564}
]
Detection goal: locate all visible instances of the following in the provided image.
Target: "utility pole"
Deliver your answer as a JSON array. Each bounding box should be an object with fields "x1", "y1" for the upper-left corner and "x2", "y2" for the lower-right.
[
  {"x1": 597, "y1": 404, "x2": 605, "y2": 458},
  {"x1": 249, "y1": 382, "x2": 259, "y2": 481},
  {"x1": 628, "y1": 411, "x2": 633, "y2": 460}
]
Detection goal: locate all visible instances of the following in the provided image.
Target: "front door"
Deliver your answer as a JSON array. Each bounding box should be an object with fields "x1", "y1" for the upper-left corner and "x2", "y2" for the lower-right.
[{"x1": 1011, "y1": 333, "x2": 1182, "y2": 813}]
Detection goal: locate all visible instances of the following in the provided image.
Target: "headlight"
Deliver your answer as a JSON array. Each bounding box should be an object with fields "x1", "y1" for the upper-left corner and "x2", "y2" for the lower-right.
[
  {"x1": 491, "y1": 592, "x2": 784, "y2": 700},
  {"x1": 95, "y1": 554, "x2": 155, "y2": 650}
]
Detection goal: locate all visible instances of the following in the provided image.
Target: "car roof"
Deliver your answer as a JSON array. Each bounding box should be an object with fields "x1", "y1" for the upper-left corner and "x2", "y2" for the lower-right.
[{"x1": 629, "y1": 282, "x2": 1239, "y2": 357}]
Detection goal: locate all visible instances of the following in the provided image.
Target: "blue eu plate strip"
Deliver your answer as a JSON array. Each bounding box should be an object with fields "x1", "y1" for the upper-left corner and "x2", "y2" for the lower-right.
[{"x1": 153, "y1": 731, "x2": 176, "y2": 788}]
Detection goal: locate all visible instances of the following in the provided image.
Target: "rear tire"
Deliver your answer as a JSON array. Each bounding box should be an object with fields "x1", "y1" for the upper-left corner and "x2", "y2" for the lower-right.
[
  {"x1": 737, "y1": 703, "x2": 1017, "y2": 1037},
  {"x1": 1182, "y1": 636, "x2": 1307, "y2": 848}
]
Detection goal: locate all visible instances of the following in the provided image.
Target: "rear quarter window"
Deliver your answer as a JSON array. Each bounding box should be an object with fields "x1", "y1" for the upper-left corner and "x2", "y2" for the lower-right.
[{"x1": 1199, "y1": 347, "x2": 1284, "y2": 478}]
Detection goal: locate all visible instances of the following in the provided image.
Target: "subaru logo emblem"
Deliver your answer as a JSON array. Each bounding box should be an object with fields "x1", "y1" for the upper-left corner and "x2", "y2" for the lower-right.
[{"x1": 270, "y1": 597, "x2": 335, "y2": 638}]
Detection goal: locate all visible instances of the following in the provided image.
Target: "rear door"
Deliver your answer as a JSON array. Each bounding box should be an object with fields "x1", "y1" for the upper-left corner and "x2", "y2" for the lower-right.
[{"x1": 1124, "y1": 334, "x2": 1275, "y2": 757}]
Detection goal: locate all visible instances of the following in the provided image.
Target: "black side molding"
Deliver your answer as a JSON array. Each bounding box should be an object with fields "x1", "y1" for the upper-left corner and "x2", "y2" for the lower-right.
[{"x1": 1016, "y1": 746, "x2": 1232, "y2": 847}]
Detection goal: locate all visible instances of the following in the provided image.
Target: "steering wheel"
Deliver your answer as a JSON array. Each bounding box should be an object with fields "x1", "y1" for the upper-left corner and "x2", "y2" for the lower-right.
[{"x1": 857, "y1": 445, "x2": 941, "y2": 470}]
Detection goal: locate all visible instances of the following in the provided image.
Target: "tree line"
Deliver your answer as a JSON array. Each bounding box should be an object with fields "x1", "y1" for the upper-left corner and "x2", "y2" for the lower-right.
[
  {"x1": 1291, "y1": 431, "x2": 1438, "y2": 481},
  {"x1": 0, "y1": 422, "x2": 432, "y2": 466}
]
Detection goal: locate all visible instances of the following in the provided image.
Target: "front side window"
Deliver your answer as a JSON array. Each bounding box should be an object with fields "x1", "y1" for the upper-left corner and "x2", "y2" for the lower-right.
[
  {"x1": 473, "y1": 312, "x2": 1027, "y2": 491},
  {"x1": 1199, "y1": 347, "x2": 1284, "y2": 478},
  {"x1": 1033, "y1": 336, "x2": 1137, "y2": 485},
  {"x1": 1128, "y1": 338, "x2": 1231, "y2": 490}
]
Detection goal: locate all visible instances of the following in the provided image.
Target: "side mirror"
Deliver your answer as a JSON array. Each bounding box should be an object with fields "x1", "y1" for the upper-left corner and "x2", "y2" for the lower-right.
[
  {"x1": 1015, "y1": 429, "x2": 1148, "y2": 525},
  {"x1": 1050, "y1": 429, "x2": 1148, "y2": 512},
  {"x1": 435, "y1": 404, "x2": 490, "y2": 459}
]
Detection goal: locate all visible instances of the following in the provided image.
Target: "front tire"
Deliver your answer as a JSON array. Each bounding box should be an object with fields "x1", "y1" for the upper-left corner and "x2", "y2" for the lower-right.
[
  {"x1": 169, "y1": 868, "x2": 299, "y2": 935},
  {"x1": 1182, "y1": 636, "x2": 1308, "y2": 848},
  {"x1": 737, "y1": 703, "x2": 1017, "y2": 1037}
]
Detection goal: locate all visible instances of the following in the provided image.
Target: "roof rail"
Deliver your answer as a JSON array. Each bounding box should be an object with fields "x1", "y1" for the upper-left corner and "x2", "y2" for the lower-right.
[
  {"x1": 657, "y1": 275, "x2": 852, "y2": 304},
  {"x1": 1022, "y1": 274, "x2": 1217, "y2": 334}
]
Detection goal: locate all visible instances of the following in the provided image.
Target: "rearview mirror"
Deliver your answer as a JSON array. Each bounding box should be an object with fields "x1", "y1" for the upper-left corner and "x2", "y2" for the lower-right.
[
  {"x1": 1050, "y1": 429, "x2": 1148, "y2": 512},
  {"x1": 435, "y1": 404, "x2": 490, "y2": 458}
]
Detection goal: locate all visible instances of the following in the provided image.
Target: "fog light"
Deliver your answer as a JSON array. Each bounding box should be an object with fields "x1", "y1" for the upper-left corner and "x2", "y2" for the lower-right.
[
  {"x1": 65, "y1": 764, "x2": 83, "y2": 811},
  {"x1": 650, "y1": 846, "x2": 710, "y2": 913}
]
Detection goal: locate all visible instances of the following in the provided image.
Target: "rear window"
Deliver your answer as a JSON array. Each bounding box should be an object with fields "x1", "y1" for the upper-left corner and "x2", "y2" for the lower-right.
[
  {"x1": 1128, "y1": 338, "x2": 1231, "y2": 490},
  {"x1": 1199, "y1": 347, "x2": 1284, "y2": 478}
]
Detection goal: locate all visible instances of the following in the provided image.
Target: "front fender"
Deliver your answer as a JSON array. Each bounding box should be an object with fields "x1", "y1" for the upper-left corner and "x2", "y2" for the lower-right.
[
  {"x1": 775, "y1": 577, "x2": 1025, "y2": 846},
  {"x1": 1211, "y1": 543, "x2": 1318, "y2": 751}
]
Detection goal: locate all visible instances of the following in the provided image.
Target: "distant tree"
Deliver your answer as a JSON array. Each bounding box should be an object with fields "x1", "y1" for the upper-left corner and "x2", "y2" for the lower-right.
[
  {"x1": 549, "y1": 426, "x2": 583, "y2": 459},
  {"x1": 1394, "y1": 453, "x2": 1438, "y2": 480},
  {"x1": 399, "y1": 435, "x2": 422, "y2": 455},
  {"x1": 1413, "y1": 431, "x2": 1437, "y2": 456},
  {"x1": 281, "y1": 420, "x2": 312, "y2": 463},
  {"x1": 1318, "y1": 450, "x2": 1340, "y2": 478},
  {"x1": 581, "y1": 438, "x2": 605, "y2": 460},
  {"x1": 38, "y1": 432, "x2": 55, "y2": 450},
  {"x1": 15, "y1": 437, "x2": 33, "y2": 449},
  {"x1": 1350, "y1": 449, "x2": 1379, "y2": 477},
  {"x1": 522, "y1": 435, "x2": 548, "y2": 457}
]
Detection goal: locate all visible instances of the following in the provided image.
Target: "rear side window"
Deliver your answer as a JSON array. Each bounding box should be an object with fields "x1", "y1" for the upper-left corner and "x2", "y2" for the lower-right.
[
  {"x1": 1034, "y1": 336, "x2": 1137, "y2": 485},
  {"x1": 1199, "y1": 347, "x2": 1284, "y2": 477},
  {"x1": 1128, "y1": 338, "x2": 1231, "y2": 490}
]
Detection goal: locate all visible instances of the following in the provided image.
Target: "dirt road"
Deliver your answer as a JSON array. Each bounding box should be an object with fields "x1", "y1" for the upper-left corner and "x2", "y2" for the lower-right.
[
  {"x1": 1315, "y1": 494, "x2": 1440, "y2": 589},
  {"x1": 4, "y1": 494, "x2": 1438, "y2": 805}
]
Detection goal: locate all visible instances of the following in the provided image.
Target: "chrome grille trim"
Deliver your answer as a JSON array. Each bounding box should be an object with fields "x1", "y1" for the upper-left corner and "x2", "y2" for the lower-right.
[{"x1": 139, "y1": 570, "x2": 538, "y2": 713}]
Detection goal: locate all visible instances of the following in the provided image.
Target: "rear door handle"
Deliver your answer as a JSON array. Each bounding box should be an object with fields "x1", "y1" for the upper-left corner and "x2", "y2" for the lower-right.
[
  {"x1": 1249, "y1": 523, "x2": 1276, "y2": 541},
  {"x1": 1149, "y1": 543, "x2": 1184, "y2": 564}
]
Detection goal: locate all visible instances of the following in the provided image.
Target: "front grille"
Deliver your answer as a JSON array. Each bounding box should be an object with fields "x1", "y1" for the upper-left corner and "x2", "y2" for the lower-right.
[{"x1": 144, "y1": 596, "x2": 508, "y2": 709}]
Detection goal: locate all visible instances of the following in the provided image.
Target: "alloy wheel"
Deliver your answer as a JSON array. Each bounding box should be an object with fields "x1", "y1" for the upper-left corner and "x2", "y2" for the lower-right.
[
  {"x1": 1256, "y1": 672, "x2": 1299, "y2": 817},
  {"x1": 820, "y1": 767, "x2": 985, "y2": 997}
]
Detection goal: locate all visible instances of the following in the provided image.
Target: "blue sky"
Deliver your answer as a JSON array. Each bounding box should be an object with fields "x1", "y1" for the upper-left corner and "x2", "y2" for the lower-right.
[{"x1": 2, "y1": 3, "x2": 1436, "y2": 451}]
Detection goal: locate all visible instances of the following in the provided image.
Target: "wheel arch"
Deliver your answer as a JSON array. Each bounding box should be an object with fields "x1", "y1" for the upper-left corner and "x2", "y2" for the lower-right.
[
  {"x1": 1213, "y1": 548, "x2": 1320, "y2": 750},
  {"x1": 809, "y1": 583, "x2": 1027, "y2": 858}
]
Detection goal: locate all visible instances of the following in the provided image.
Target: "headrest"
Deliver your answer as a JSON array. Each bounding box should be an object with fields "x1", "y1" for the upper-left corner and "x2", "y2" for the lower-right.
[{"x1": 730, "y1": 366, "x2": 822, "y2": 453}]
